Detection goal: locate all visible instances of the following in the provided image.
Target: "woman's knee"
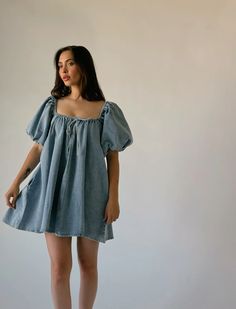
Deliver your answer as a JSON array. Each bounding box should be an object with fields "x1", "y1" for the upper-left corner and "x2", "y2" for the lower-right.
[
  {"x1": 51, "y1": 260, "x2": 72, "y2": 280},
  {"x1": 44, "y1": 232, "x2": 72, "y2": 279},
  {"x1": 77, "y1": 237, "x2": 99, "y2": 272}
]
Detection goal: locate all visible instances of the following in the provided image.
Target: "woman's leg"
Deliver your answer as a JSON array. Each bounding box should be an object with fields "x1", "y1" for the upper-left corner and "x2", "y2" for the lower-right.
[
  {"x1": 77, "y1": 237, "x2": 100, "y2": 309},
  {"x1": 45, "y1": 232, "x2": 73, "y2": 309}
]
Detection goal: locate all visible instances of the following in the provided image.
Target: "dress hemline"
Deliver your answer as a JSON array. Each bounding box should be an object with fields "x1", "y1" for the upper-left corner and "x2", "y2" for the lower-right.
[{"x1": 2, "y1": 219, "x2": 114, "y2": 244}]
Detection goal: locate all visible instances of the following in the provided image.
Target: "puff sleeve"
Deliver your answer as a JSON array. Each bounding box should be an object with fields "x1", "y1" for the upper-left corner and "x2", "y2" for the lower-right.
[
  {"x1": 26, "y1": 96, "x2": 54, "y2": 146},
  {"x1": 101, "y1": 102, "x2": 133, "y2": 156}
]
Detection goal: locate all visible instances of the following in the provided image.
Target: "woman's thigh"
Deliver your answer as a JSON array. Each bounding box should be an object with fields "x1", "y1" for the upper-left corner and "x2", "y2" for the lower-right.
[
  {"x1": 44, "y1": 232, "x2": 72, "y2": 268},
  {"x1": 77, "y1": 237, "x2": 99, "y2": 268}
]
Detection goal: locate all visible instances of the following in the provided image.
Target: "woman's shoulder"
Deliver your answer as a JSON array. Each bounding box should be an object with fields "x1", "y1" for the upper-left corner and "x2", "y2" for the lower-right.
[
  {"x1": 34, "y1": 95, "x2": 56, "y2": 110},
  {"x1": 103, "y1": 100, "x2": 126, "y2": 117}
]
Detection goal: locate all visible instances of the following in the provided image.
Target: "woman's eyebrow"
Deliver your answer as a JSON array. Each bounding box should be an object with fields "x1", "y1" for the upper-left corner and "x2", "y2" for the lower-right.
[{"x1": 58, "y1": 58, "x2": 74, "y2": 64}]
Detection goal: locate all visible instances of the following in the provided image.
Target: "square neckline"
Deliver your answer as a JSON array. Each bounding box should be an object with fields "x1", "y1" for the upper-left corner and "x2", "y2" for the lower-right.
[{"x1": 52, "y1": 96, "x2": 108, "y2": 121}]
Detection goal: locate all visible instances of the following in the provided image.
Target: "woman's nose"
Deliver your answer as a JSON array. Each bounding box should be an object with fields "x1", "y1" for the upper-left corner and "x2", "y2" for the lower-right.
[{"x1": 62, "y1": 66, "x2": 68, "y2": 73}]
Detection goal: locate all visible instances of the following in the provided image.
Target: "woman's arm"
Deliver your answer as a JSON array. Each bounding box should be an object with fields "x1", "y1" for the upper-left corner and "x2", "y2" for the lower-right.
[
  {"x1": 4, "y1": 142, "x2": 43, "y2": 208},
  {"x1": 106, "y1": 150, "x2": 119, "y2": 199},
  {"x1": 12, "y1": 142, "x2": 43, "y2": 186},
  {"x1": 104, "y1": 150, "x2": 120, "y2": 224}
]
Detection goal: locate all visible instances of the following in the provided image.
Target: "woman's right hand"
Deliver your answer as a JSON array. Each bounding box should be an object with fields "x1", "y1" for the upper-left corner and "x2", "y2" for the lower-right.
[{"x1": 4, "y1": 183, "x2": 20, "y2": 209}]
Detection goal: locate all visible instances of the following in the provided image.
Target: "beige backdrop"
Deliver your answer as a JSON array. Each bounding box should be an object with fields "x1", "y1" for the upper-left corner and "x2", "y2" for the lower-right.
[{"x1": 0, "y1": 1, "x2": 235, "y2": 308}]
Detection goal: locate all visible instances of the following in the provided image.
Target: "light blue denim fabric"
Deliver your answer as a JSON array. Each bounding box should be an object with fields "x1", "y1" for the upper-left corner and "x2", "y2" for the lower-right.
[{"x1": 2, "y1": 95, "x2": 133, "y2": 243}]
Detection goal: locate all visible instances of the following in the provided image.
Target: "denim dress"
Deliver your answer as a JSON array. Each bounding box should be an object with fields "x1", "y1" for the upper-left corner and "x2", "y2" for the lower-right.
[{"x1": 2, "y1": 95, "x2": 133, "y2": 243}]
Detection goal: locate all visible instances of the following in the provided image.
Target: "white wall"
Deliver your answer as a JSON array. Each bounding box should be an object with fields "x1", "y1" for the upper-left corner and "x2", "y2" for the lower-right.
[{"x1": 0, "y1": 1, "x2": 235, "y2": 308}]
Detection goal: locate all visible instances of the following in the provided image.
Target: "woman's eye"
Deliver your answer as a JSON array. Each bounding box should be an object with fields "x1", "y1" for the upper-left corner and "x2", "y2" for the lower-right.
[{"x1": 58, "y1": 62, "x2": 74, "y2": 69}]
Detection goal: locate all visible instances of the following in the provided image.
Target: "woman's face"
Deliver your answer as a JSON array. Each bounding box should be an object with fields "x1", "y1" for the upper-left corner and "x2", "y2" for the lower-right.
[{"x1": 58, "y1": 50, "x2": 81, "y2": 86}]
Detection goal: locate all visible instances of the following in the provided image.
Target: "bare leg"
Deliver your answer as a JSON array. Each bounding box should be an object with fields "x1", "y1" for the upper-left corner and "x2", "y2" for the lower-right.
[
  {"x1": 45, "y1": 232, "x2": 73, "y2": 309},
  {"x1": 77, "y1": 237, "x2": 99, "y2": 309}
]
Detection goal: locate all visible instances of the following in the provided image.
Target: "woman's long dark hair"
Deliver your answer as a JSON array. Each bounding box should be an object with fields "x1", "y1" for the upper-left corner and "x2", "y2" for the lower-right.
[{"x1": 50, "y1": 45, "x2": 106, "y2": 101}]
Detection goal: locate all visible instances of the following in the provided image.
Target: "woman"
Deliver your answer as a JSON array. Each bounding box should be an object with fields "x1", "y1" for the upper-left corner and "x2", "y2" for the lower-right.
[{"x1": 3, "y1": 45, "x2": 133, "y2": 309}]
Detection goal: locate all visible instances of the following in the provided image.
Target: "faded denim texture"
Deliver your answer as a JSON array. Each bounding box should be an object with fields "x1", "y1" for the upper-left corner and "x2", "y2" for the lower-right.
[{"x1": 2, "y1": 95, "x2": 133, "y2": 243}]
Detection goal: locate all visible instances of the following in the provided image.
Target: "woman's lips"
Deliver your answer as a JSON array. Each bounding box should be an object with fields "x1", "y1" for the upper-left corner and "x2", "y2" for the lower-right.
[{"x1": 63, "y1": 77, "x2": 70, "y2": 81}]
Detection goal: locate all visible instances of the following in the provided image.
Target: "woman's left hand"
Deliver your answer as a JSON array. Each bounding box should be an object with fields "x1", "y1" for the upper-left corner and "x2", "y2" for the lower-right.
[{"x1": 104, "y1": 198, "x2": 120, "y2": 224}]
